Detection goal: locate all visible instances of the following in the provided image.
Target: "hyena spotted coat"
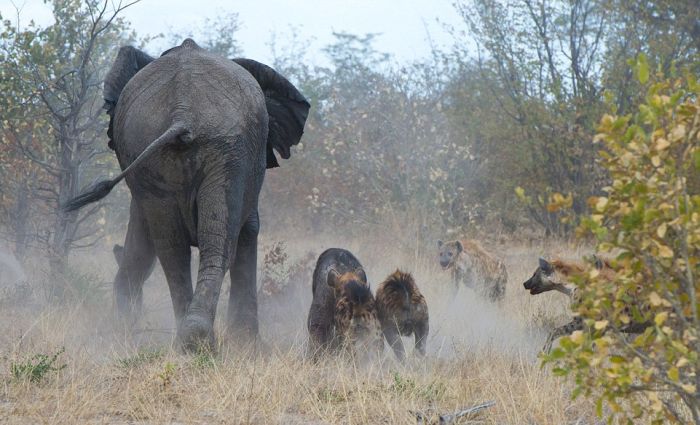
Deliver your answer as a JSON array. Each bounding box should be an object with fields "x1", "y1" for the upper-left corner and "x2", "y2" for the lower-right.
[
  {"x1": 307, "y1": 248, "x2": 383, "y2": 358},
  {"x1": 523, "y1": 256, "x2": 648, "y2": 353},
  {"x1": 375, "y1": 270, "x2": 429, "y2": 360},
  {"x1": 437, "y1": 239, "x2": 507, "y2": 303}
]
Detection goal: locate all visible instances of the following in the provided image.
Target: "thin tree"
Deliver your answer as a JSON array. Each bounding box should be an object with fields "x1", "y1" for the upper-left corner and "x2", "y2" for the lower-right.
[{"x1": 0, "y1": 0, "x2": 138, "y2": 294}]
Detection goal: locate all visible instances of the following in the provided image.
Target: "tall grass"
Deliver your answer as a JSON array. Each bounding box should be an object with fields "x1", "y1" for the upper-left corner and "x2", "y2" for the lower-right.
[{"x1": 0, "y1": 234, "x2": 596, "y2": 424}]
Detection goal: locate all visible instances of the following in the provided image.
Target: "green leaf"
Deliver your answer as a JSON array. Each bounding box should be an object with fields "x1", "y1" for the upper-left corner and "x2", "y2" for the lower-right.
[
  {"x1": 548, "y1": 348, "x2": 566, "y2": 359},
  {"x1": 637, "y1": 53, "x2": 649, "y2": 84},
  {"x1": 552, "y1": 367, "x2": 569, "y2": 376},
  {"x1": 621, "y1": 210, "x2": 643, "y2": 231},
  {"x1": 610, "y1": 355, "x2": 626, "y2": 364},
  {"x1": 668, "y1": 367, "x2": 679, "y2": 382},
  {"x1": 514, "y1": 186, "x2": 525, "y2": 200},
  {"x1": 571, "y1": 386, "x2": 583, "y2": 399}
]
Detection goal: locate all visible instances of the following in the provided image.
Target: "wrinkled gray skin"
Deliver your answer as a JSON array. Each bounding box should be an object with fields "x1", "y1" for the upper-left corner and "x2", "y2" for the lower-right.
[{"x1": 64, "y1": 39, "x2": 309, "y2": 351}]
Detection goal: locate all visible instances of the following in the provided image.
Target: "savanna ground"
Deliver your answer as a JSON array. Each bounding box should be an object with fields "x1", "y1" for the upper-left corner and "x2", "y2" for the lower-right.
[
  {"x1": 0, "y1": 230, "x2": 599, "y2": 424},
  {"x1": 1, "y1": 1, "x2": 697, "y2": 422}
]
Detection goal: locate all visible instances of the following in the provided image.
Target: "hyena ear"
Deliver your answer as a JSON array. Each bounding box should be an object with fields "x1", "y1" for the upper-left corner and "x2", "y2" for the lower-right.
[
  {"x1": 539, "y1": 257, "x2": 553, "y2": 273},
  {"x1": 592, "y1": 254, "x2": 604, "y2": 270},
  {"x1": 355, "y1": 268, "x2": 368, "y2": 284},
  {"x1": 455, "y1": 241, "x2": 463, "y2": 253},
  {"x1": 437, "y1": 240, "x2": 443, "y2": 248},
  {"x1": 327, "y1": 269, "x2": 341, "y2": 290}
]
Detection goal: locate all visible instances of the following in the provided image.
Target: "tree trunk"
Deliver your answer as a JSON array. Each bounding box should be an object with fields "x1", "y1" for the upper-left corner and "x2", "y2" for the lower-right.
[
  {"x1": 48, "y1": 128, "x2": 80, "y2": 298},
  {"x1": 12, "y1": 181, "x2": 30, "y2": 261}
]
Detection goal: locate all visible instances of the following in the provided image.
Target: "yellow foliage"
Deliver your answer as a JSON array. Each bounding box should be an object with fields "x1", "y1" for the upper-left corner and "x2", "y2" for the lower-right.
[{"x1": 543, "y1": 58, "x2": 700, "y2": 424}]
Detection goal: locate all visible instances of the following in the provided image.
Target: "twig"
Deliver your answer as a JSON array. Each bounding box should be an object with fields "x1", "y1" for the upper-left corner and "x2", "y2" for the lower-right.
[{"x1": 413, "y1": 400, "x2": 496, "y2": 424}]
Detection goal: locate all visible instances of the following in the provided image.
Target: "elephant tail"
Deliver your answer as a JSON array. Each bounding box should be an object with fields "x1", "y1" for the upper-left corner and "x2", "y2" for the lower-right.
[{"x1": 62, "y1": 123, "x2": 189, "y2": 212}]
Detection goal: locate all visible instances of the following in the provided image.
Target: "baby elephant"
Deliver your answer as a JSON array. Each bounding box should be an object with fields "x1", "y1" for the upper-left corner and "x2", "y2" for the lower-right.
[
  {"x1": 307, "y1": 248, "x2": 383, "y2": 359},
  {"x1": 376, "y1": 270, "x2": 429, "y2": 360}
]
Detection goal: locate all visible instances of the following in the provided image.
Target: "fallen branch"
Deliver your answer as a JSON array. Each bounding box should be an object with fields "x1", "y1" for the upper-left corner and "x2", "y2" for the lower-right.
[{"x1": 413, "y1": 400, "x2": 495, "y2": 424}]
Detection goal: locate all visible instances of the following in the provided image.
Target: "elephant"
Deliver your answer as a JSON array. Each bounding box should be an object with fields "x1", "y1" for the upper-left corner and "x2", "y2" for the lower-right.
[{"x1": 63, "y1": 39, "x2": 310, "y2": 350}]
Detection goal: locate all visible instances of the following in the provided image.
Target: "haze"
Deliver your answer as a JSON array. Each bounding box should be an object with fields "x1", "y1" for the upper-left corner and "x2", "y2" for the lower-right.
[{"x1": 0, "y1": 0, "x2": 463, "y2": 63}]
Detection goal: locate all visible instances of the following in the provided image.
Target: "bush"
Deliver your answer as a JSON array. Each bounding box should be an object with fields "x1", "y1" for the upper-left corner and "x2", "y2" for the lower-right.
[
  {"x1": 11, "y1": 347, "x2": 66, "y2": 382},
  {"x1": 116, "y1": 349, "x2": 164, "y2": 369},
  {"x1": 545, "y1": 57, "x2": 700, "y2": 423}
]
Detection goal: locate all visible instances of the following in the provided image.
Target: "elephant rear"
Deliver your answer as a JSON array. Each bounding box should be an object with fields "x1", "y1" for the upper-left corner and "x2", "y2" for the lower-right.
[
  {"x1": 113, "y1": 40, "x2": 269, "y2": 247},
  {"x1": 114, "y1": 39, "x2": 268, "y2": 186},
  {"x1": 62, "y1": 38, "x2": 311, "y2": 351}
]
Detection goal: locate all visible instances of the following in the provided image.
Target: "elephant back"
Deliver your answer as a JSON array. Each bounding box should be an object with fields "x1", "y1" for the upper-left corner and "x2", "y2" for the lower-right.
[
  {"x1": 112, "y1": 39, "x2": 267, "y2": 167},
  {"x1": 103, "y1": 41, "x2": 310, "y2": 170}
]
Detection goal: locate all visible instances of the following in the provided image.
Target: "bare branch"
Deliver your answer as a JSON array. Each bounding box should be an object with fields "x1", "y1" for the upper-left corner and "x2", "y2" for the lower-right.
[{"x1": 413, "y1": 401, "x2": 495, "y2": 424}]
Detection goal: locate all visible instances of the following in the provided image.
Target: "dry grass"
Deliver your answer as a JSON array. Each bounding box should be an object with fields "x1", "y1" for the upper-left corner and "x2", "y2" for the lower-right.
[{"x1": 0, "y1": 235, "x2": 599, "y2": 424}]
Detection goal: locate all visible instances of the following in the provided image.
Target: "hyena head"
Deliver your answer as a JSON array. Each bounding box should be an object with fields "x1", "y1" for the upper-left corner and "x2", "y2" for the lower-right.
[
  {"x1": 437, "y1": 240, "x2": 462, "y2": 270},
  {"x1": 328, "y1": 270, "x2": 383, "y2": 357},
  {"x1": 523, "y1": 258, "x2": 562, "y2": 295},
  {"x1": 113, "y1": 244, "x2": 124, "y2": 266}
]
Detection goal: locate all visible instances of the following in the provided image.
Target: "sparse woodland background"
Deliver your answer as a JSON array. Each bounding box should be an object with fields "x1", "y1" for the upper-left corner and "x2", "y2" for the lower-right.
[
  {"x1": 1, "y1": 0, "x2": 698, "y2": 264},
  {"x1": 1, "y1": 1, "x2": 700, "y2": 423}
]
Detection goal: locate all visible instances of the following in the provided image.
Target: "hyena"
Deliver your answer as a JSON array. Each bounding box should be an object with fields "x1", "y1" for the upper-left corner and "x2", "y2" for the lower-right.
[
  {"x1": 523, "y1": 256, "x2": 647, "y2": 353},
  {"x1": 307, "y1": 248, "x2": 383, "y2": 359},
  {"x1": 437, "y1": 239, "x2": 507, "y2": 302},
  {"x1": 375, "y1": 270, "x2": 429, "y2": 360}
]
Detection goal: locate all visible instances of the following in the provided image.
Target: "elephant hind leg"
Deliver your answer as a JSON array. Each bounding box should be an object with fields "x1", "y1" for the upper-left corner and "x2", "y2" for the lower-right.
[
  {"x1": 179, "y1": 184, "x2": 238, "y2": 351},
  {"x1": 227, "y1": 211, "x2": 260, "y2": 342},
  {"x1": 114, "y1": 201, "x2": 156, "y2": 322},
  {"x1": 141, "y1": 198, "x2": 195, "y2": 327},
  {"x1": 154, "y1": 239, "x2": 193, "y2": 326}
]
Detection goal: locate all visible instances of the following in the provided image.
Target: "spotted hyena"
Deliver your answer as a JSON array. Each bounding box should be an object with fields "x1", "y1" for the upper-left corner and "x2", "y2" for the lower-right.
[
  {"x1": 375, "y1": 270, "x2": 429, "y2": 361},
  {"x1": 437, "y1": 239, "x2": 507, "y2": 302},
  {"x1": 307, "y1": 248, "x2": 383, "y2": 359},
  {"x1": 523, "y1": 256, "x2": 647, "y2": 352}
]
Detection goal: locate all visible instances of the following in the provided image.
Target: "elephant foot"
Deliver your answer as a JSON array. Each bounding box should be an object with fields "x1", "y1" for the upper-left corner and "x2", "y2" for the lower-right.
[
  {"x1": 225, "y1": 321, "x2": 259, "y2": 345},
  {"x1": 178, "y1": 315, "x2": 216, "y2": 353},
  {"x1": 114, "y1": 306, "x2": 141, "y2": 335}
]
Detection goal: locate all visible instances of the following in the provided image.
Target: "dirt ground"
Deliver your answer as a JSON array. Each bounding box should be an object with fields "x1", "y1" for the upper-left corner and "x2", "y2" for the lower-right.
[{"x1": 0, "y1": 234, "x2": 599, "y2": 424}]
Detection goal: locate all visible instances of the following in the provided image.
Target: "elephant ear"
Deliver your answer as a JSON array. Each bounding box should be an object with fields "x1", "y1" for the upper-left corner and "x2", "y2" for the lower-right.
[
  {"x1": 232, "y1": 58, "x2": 311, "y2": 168},
  {"x1": 104, "y1": 46, "x2": 155, "y2": 107},
  {"x1": 104, "y1": 46, "x2": 155, "y2": 149}
]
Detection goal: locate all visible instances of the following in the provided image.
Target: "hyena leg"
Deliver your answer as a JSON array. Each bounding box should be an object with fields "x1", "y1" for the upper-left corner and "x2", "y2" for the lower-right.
[
  {"x1": 383, "y1": 325, "x2": 405, "y2": 361},
  {"x1": 486, "y1": 278, "x2": 498, "y2": 302},
  {"x1": 543, "y1": 317, "x2": 583, "y2": 353},
  {"x1": 498, "y1": 267, "x2": 508, "y2": 301},
  {"x1": 414, "y1": 320, "x2": 429, "y2": 357},
  {"x1": 486, "y1": 266, "x2": 507, "y2": 303},
  {"x1": 307, "y1": 305, "x2": 333, "y2": 359},
  {"x1": 622, "y1": 321, "x2": 650, "y2": 334},
  {"x1": 449, "y1": 275, "x2": 460, "y2": 299}
]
